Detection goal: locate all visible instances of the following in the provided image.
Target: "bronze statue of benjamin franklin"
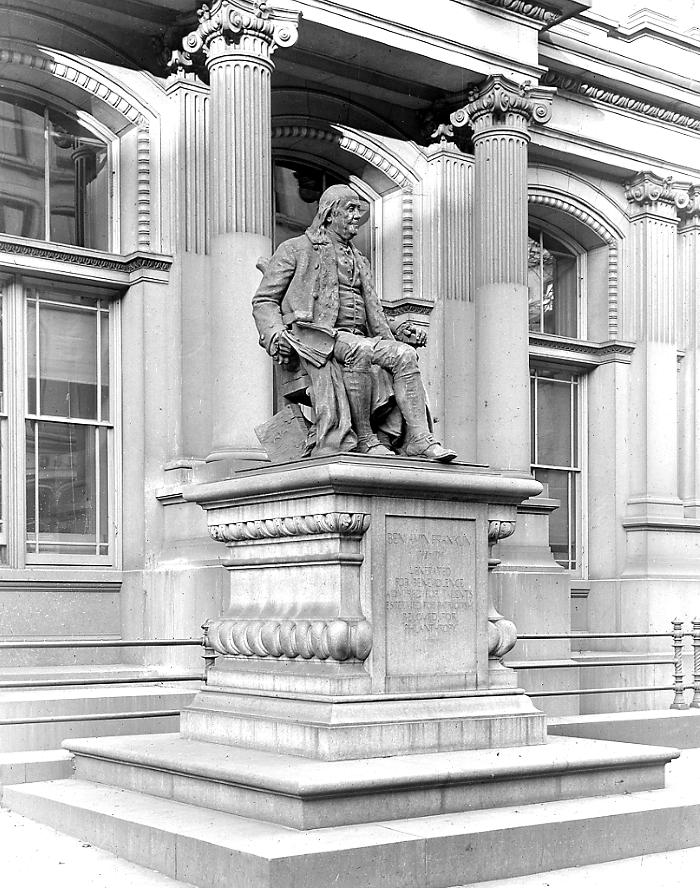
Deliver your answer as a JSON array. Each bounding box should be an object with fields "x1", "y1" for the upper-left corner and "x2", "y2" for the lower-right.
[{"x1": 252, "y1": 184, "x2": 457, "y2": 462}]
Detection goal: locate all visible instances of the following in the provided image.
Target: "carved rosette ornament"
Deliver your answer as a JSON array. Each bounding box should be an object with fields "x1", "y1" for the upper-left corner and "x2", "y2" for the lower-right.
[
  {"x1": 451, "y1": 75, "x2": 555, "y2": 138},
  {"x1": 205, "y1": 617, "x2": 373, "y2": 661},
  {"x1": 171, "y1": 0, "x2": 298, "y2": 71},
  {"x1": 209, "y1": 512, "x2": 370, "y2": 542}
]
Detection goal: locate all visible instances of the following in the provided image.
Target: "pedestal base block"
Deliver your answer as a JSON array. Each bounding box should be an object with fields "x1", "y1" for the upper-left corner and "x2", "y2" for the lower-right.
[{"x1": 180, "y1": 688, "x2": 546, "y2": 760}]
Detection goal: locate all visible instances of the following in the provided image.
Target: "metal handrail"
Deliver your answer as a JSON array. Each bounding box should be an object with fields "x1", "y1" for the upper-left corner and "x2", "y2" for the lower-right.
[
  {"x1": 0, "y1": 710, "x2": 181, "y2": 727},
  {"x1": 0, "y1": 674, "x2": 203, "y2": 689},
  {"x1": 507, "y1": 619, "x2": 700, "y2": 710},
  {"x1": 0, "y1": 638, "x2": 204, "y2": 650}
]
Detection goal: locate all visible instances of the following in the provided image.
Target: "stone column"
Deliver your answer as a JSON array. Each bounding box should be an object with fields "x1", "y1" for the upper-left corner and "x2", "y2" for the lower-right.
[
  {"x1": 623, "y1": 172, "x2": 685, "y2": 522},
  {"x1": 177, "y1": 1, "x2": 299, "y2": 463},
  {"x1": 679, "y1": 186, "x2": 700, "y2": 517},
  {"x1": 451, "y1": 76, "x2": 554, "y2": 473}
]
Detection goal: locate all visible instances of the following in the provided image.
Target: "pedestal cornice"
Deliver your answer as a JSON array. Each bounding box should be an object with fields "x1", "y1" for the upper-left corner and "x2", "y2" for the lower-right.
[{"x1": 184, "y1": 455, "x2": 542, "y2": 508}]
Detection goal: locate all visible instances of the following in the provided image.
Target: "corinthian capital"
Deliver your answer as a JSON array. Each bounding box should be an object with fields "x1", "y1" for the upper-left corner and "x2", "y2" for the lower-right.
[
  {"x1": 450, "y1": 75, "x2": 555, "y2": 137},
  {"x1": 170, "y1": 0, "x2": 299, "y2": 72},
  {"x1": 625, "y1": 171, "x2": 688, "y2": 219}
]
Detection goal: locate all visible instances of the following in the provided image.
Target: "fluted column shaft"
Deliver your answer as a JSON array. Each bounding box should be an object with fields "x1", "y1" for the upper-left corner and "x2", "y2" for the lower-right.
[
  {"x1": 452, "y1": 77, "x2": 554, "y2": 472},
  {"x1": 624, "y1": 172, "x2": 685, "y2": 518},
  {"x1": 678, "y1": 187, "x2": 700, "y2": 516},
  {"x1": 177, "y1": 1, "x2": 299, "y2": 462}
]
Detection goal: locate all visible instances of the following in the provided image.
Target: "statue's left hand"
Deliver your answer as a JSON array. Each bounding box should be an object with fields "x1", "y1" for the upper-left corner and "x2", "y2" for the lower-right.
[{"x1": 395, "y1": 322, "x2": 427, "y2": 347}]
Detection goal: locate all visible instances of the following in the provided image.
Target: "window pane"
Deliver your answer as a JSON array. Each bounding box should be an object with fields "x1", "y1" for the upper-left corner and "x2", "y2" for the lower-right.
[
  {"x1": 0, "y1": 93, "x2": 109, "y2": 248},
  {"x1": 0, "y1": 97, "x2": 45, "y2": 240},
  {"x1": 535, "y1": 468, "x2": 575, "y2": 570},
  {"x1": 100, "y1": 309, "x2": 109, "y2": 421},
  {"x1": 535, "y1": 377, "x2": 572, "y2": 467},
  {"x1": 26, "y1": 420, "x2": 101, "y2": 555},
  {"x1": 27, "y1": 295, "x2": 99, "y2": 420},
  {"x1": 528, "y1": 231, "x2": 578, "y2": 337}
]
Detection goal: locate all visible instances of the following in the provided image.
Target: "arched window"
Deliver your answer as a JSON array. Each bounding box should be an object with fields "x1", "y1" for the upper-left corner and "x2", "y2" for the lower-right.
[{"x1": 0, "y1": 93, "x2": 110, "y2": 249}]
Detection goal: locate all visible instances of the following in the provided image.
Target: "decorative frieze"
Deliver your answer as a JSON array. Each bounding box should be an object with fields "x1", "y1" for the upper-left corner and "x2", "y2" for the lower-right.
[
  {"x1": 209, "y1": 512, "x2": 370, "y2": 543},
  {"x1": 542, "y1": 70, "x2": 700, "y2": 134},
  {"x1": 480, "y1": 0, "x2": 560, "y2": 26},
  {"x1": 0, "y1": 237, "x2": 171, "y2": 277},
  {"x1": 205, "y1": 617, "x2": 373, "y2": 661}
]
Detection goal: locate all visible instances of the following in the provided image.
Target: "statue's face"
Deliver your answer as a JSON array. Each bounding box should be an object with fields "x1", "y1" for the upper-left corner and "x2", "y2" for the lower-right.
[{"x1": 328, "y1": 195, "x2": 363, "y2": 242}]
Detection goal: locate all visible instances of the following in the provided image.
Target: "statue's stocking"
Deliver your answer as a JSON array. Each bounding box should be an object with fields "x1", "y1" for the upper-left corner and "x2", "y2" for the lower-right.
[{"x1": 392, "y1": 371, "x2": 433, "y2": 453}]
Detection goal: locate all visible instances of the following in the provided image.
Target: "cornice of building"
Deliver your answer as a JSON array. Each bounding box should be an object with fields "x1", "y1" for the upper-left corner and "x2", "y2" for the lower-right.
[{"x1": 473, "y1": 0, "x2": 590, "y2": 29}]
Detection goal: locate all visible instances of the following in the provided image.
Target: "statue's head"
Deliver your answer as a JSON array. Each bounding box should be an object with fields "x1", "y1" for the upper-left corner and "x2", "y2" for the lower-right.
[{"x1": 310, "y1": 184, "x2": 363, "y2": 243}]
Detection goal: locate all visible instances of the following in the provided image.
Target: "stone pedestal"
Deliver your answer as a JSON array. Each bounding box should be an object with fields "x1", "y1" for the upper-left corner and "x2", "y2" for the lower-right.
[{"x1": 180, "y1": 456, "x2": 545, "y2": 761}]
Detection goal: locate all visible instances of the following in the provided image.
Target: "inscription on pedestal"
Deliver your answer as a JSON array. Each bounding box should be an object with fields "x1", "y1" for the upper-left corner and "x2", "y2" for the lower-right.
[{"x1": 385, "y1": 516, "x2": 476, "y2": 677}]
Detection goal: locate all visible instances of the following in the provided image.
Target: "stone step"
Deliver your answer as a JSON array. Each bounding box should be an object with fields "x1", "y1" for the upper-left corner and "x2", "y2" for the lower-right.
[
  {"x1": 0, "y1": 749, "x2": 73, "y2": 791},
  {"x1": 4, "y1": 776, "x2": 700, "y2": 888},
  {"x1": 0, "y1": 686, "x2": 198, "y2": 752},
  {"x1": 548, "y1": 708, "x2": 700, "y2": 748},
  {"x1": 63, "y1": 731, "x2": 677, "y2": 829}
]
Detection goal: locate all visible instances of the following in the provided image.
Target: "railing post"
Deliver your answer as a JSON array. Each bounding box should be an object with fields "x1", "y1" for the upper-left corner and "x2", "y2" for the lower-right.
[
  {"x1": 671, "y1": 618, "x2": 688, "y2": 709},
  {"x1": 691, "y1": 617, "x2": 700, "y2": 708}
]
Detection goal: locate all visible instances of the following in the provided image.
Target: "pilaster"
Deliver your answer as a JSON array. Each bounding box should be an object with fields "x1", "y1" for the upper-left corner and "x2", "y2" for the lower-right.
[
  {"x1": 451, "y1": 76, "x2": 554, "y2": 473},
  {"x1": 623, "y1": 172, "x2": 685, "y2": 522},
  {"x1": 175, "y1": 1, "x2": 299, "y2": 463},
  {"x1": 424, "y1": 139, "x2": 475, "y2": 460}
]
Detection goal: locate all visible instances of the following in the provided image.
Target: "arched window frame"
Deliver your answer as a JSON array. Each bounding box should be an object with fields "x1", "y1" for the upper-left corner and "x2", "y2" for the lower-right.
[{"x1": 0, "y1": 83, "x2": 119, "y2": 253}]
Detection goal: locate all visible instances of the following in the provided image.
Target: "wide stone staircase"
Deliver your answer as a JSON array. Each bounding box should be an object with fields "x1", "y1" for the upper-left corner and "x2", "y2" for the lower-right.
[{"x1": 3, "y1": 714, "x2": 700, "y2": 887}]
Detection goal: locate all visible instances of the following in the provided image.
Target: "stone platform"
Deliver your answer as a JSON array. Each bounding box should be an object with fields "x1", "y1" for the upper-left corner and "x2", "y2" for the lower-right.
[
  {"x1": 5, "y1": 748, "x2": 699, "y2": 888},
  {"x1": 62, "y1": 731, "x2": 675, "y2": 829}
]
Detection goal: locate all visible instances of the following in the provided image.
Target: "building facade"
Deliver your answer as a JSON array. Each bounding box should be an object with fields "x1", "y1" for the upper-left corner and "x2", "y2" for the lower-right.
[{"x1": 1, "y1": 0, "x2": 700, "y2": 719}]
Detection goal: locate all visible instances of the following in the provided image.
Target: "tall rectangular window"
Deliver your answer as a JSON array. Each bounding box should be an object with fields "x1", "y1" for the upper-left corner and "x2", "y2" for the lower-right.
[
  {"x1": 531, "y1": 367, "x2": 581, "y2": 571},
  {"x1": 0, "y1": 276, "x2": 116, "y2": 566}
]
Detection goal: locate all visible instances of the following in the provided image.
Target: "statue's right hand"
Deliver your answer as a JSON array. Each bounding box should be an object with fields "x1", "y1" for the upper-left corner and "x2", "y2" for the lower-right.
[{"x1": 275, "y1": 330, "x2": 294, "y2": 365}]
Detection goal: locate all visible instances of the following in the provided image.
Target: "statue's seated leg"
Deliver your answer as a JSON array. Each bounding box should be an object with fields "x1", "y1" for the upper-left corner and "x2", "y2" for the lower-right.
[
  {"x1": 372, "y1": 341, "x2": 457, "y2": 463},
  {"x1": 334, "y1": 333, "x2": 393, "y2": 456}
]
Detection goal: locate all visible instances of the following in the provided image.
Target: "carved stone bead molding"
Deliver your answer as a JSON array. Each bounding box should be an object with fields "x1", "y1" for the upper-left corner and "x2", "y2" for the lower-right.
[
  {"x1": 542, "y1": 71, "x2": 700, "y2": 134},
  {"x1": 206, "y1": 617, "x2": 373, "y2": 661},
  {"x1": 625, "y1": 172, "x2": 690, "y2": 218},
  {"x1": 488, "y1": 519, "x2": 517, "y2": 545},
  {"x1": 172, "y1": 0, "x2": 299, "y2": 71},
  {"x1": 209, "y1": 512, "x2": 371, "y2": 543},
  {"x1": 451, "y1": 75, "x2": 555, "y2": 136},
  {"x1": 481, "y1": 0, "x2": 560, "y2": 26}
]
